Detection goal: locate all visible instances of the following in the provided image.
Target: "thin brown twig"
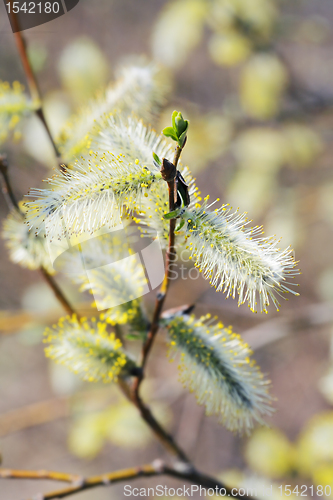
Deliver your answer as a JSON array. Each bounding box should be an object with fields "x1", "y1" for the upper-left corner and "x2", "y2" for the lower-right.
[
  {"x1": 118, "y1": 376, "x2": 189, "y2": 461},
  {"x1": 40, "y1": 267, "x2": 76, "y2": 316},
  {"x1": 9, "y1": 13, "x2": 63, "y2": 165},
  {"x1": 0, "y1": 155, "x2": 19, "y2": 211},
  {"x1": 130, "y1": 143, "x2": 188, "y2": 462},
  {"x1": 134, "y1": 392, "x2": 189, "y2": 461},
  {"x1": 0, "y1": 154, "x2": 75, "y2": 315},
  {"x1": 0, "y1": 462, "x2": 250, "y2": 500},
  {"x1": 138, "y1": 144, "x2": 182, "y2": 375}
]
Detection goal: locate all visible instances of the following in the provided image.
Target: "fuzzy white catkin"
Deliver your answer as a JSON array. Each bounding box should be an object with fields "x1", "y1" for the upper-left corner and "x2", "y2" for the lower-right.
[
  {"x1": 57, "y1": 61, "x2": 170, "y2": 162},
  {"x1": 25, "y1": 152, "x2": 162, "y2": 241},
  {"x1": 2, "y1": 206, "x2": 54, "y2": 273},
  {"x1": 0, "y1": 80, "x2": 35, "y2": 144},
  {"x1": 180, "y1": 198, "x2": 299, "y2": 313},
  {"x1": 164, "y1": 314, "x2": 272, "y2": 433},
  {"x1": 90, "y1": 113, "x2": 173, "y2": 168},
  {"x1": 44, "y1": 315, "x2": 134, "y2": 383},
  {"x1": 25, "y1": 115, "x2": 174, "y2": 243}
]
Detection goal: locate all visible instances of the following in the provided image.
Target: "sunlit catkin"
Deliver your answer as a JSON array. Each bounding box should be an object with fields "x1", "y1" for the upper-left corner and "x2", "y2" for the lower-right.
[
  {"x1": 44, "y1": 315, "x2": 135, "y2": 382},
  {"x1": 2, "y1": 205, "x2": 54, "y2": 273},
  {"x1": 58, "y1": 61, "x2": 169, "y2": 162},
  {"x1": 164, "y1": 313, "x2": 272, "y2": 433},
  {"x1": 180, "y1": 198, "x2": 299, "y2": 313},
  {"x1": 25, "y1": 153, "x2": 162, "y2": 241},
  {"x1": 0, "y1": 81, "x2": 35, "y2": 144}
]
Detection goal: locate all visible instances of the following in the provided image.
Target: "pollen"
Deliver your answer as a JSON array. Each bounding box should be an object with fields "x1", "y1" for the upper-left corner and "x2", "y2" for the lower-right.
[{"x1": 164, "y1": 313, "x2": 273, "y2": 434}]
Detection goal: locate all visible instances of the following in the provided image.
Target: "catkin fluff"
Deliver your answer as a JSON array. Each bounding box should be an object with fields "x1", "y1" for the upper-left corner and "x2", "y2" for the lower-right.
[
  {"x1": 2, "y1": 207, "x2": 54, "y2": 273},
  {"x1": 44, "y1": 315, "x2": 134, "y2": 382},
  {"x1": 25, "y1": 153, "x2": 162, "y2": 241},
  {"x1": 0, "y1": 80, "x2": 35, "y2": 143},
  {"x1": 91, "y1": 113, "x2": 173, "y2": 167},
  {"x1": 181, "y1": 199, "x2": 299, "y2": 313},
  {"x1": 58, "y1": 61, "x2": 169, "y2": 161},
  {"x1": 164, "y1": 314, "x2": 272, "y2": 433}
]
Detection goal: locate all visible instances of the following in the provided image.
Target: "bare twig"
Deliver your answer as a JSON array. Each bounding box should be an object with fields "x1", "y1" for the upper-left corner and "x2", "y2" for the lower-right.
[
  {"x1": 0, "y1": 154, "x2": 75, "y2": 315},
  {"x1": 0, "y1": 155, "x2": 19, "y2": 211},
  {"x1": 0, "y1": 462, "x2": 250, "y2": 500},
  {"x1": 9, "y1": 13, "x2": 63, "y2": 166},
  {"x1": 131, "y1": 143, "x2": 188, "y2": 462},
  {"x1": 0, "y1": 468, "x2": 81, "y2": 483},
  {"x1": 132, "y1": 392, "x2": 189, "y2": 462},
  {"x1": 40, "y1": 268, "x2": 76, "y2": 316},
  {"x1": 118, "y1": 378, "x2": 189, "y2": 461},
  {"x1": 138, "y1": 144, "x2": 182, "y2": 375}
]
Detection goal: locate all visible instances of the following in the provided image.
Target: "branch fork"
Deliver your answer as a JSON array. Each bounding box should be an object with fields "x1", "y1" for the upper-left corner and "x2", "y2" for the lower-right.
[{"x1": 0, "y1": 29, "x2": 248, "y2": 500}]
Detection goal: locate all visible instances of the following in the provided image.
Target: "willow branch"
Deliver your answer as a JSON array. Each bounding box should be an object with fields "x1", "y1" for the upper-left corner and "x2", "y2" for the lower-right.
[
  {"x1": 40, "y1": 267, "x2": 76, "y2": 316},
  {"x1": 130, "y1": 143, "x2": 188, "y2": 462},
  {"x1": 138, "y1": 144, "x2": 182, "y2": 375},
  {"x1": 0, "y1": 155, "x2": 19, "y2": 211},
  {"x1": 134, "y1": 395, "x2": 189, "y2": 462},
  {"x1": 1, "y1": 144, "x2": 245, "y2": 499},
  {"x1": 118, "y1": 376, "x2": 189, "y2": 462},
  {"x1": 9, "y1": 13, "x2": 63, "y2": 166},
  {"x1": 0, "y1": 155, "x2": 75, "y2": 315},
  {"x1": 1, "y1": 462, "x2": 250, "y2": 500},
  {"x1": 0, "y1": 469, "x2": 81, "y2": 483}
]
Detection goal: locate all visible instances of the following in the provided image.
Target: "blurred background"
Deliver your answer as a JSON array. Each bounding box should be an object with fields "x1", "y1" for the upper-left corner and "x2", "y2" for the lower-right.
[{"x1": 1, "y1": 0, "x2": 333, "y2": 498}]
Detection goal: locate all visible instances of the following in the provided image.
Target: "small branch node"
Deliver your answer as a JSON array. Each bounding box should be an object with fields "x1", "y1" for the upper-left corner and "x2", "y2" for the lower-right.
[
  {"x1": 72, "y1": 477, "x2": 85, "y2": 488},
  {"x1": 173, "y1": 461, "x2": 194, "y2": 474},
  {"x1": 161, "y1": 158, "x2": 177, "y2": 182},
  {"x1": 151, "y1": 459, "x2": 165, "y2": 473}
]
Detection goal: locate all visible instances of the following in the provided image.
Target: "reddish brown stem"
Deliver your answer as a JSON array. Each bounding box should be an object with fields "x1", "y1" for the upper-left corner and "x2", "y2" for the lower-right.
[
  {"x1": 131, "y1": 144, "x2": 186, "y2": 460},
  {"x1": 10, "y1": 13, "x2": 62, "y2": 162},
  {"x1": 139, "y1": 145, "x2": 181, "y2": 372},
  {"x1": 0, "y1": 155, "x2": 19, "y2": 212},
  {"x1": 0, "y1": 155, "x2": 75, "y2": 315},
  {"x1": 131, "y1": 390, "x2": 189, "y2": 461},
  {"x1": 40, "y1": 268, "x2": 76, "y2": 316}
]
